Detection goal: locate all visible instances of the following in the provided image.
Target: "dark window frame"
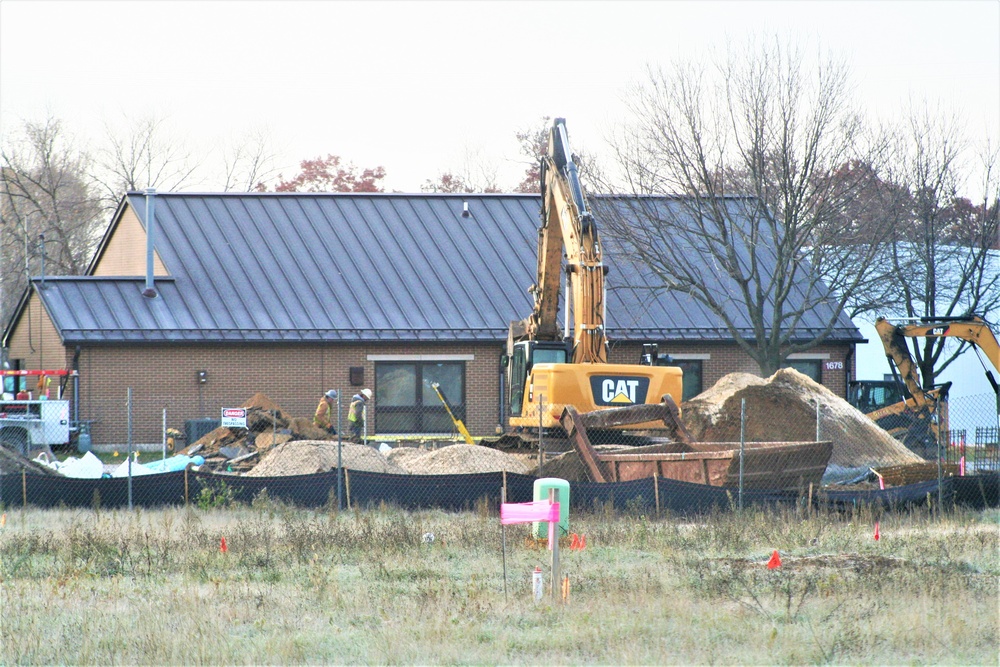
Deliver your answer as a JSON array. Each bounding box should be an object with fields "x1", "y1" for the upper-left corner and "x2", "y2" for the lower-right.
[{"x1": 374, "y1": 360, "x2": 466, "y2": 434}]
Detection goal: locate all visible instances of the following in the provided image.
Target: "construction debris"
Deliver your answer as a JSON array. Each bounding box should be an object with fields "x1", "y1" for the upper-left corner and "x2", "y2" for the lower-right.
[{"x1": 177, "y1": 392, "x2": 335, "y2": 471}]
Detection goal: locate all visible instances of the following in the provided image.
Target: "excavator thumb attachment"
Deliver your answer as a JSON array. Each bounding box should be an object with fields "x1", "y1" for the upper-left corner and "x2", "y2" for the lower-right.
[{"x1": 560, "y1": 395, "x2": 694, "y2": 483}]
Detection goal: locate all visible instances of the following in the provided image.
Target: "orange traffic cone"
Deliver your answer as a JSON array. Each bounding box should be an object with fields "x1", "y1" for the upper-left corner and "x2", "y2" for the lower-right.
[
  {"x1": 874, "y1": 522, "x2": 880, "y2": 541},
  {"x1": 220, "y1": 536, "x2": 228, "y2": 553},
  {"x1": 767, "y1": 550, "x2": 782, "y2": 569}
]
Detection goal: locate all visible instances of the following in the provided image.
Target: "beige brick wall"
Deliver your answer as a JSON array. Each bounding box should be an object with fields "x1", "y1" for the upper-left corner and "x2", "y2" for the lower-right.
[{"x1": 92, "y1": 204, "x2": 168, "y2": 277}]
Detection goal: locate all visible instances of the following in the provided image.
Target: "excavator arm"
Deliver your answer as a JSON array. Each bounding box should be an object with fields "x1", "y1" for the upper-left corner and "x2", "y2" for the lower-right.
[
  {"x1": 514, "y1": 118, "x2": 607, "y2": 364},
  {"x1": 876, "y1": 315, "x2": 1000, "y2": 397}
]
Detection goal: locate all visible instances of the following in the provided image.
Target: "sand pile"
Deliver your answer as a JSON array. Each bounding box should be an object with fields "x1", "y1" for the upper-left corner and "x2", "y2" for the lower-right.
[
  {"x1": 681, "y1": 368, "x2": 922, "y2": 480},
  {"x1": 246, "y1": 441, "x2": 406, "y2": 477},
  {"x1": 393, "y1": 444, "x2": 531, "y2": 475}
]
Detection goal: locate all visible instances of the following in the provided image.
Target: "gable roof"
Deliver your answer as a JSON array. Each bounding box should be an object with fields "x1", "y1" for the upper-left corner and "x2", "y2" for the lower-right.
[{"x1": 11, "y1": 192, "x2": 862, "y2": 346}]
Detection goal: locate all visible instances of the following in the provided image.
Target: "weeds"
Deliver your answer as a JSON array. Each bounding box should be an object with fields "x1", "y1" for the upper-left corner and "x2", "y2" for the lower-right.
[{"x1": 0, "y1": 505, "x2": 995, "y2": 664}]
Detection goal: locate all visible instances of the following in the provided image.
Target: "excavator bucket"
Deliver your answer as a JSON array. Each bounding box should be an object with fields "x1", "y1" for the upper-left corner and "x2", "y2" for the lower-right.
[
  {"x1": 560, "y1": 395, "x2": 694, "y2": 483},
  {"x1": 561, "y1": 394, "x2": 693, "y2": 443}
]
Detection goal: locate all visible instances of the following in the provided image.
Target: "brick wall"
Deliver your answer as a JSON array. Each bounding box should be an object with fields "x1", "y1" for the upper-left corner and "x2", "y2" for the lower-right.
[
  {"x1": 608, "y1": 340, "x2": 857, "y2": 399},
  {"x1": 76, "y1": 342, "x2": 505, "y2": 445}
]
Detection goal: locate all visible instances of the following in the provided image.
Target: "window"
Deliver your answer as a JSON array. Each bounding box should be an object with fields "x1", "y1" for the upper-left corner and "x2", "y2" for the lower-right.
[
  {"x1": 375, "y1": 361, "x2": 465, "y2": 433},
  {"x1": 675, "y1": 360, "x2": 703, "y2": 401},
  {"x1": 509, "y1": 346, "x2": 527, "y2": 417},
  {"x1": 783, "y1": 360, "x2": 821, "y2": 383},
  {"x1": 656, "y1": 358, "x2": 703, "y2": 401}
]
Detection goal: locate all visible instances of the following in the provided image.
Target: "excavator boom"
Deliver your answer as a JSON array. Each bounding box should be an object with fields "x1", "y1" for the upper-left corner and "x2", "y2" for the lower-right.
[{"x1": 504, "y1": 118, "x2": 682, "y2": 432}]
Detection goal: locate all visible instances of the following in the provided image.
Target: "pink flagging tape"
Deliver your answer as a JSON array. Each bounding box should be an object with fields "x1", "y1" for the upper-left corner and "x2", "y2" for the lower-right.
[{"x1": 500, "y1": 501, "x2": 560, "y2": 525}]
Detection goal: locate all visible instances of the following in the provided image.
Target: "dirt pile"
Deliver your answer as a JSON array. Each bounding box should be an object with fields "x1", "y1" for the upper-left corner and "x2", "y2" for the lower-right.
[
  {"x1": 0, "y1": 446, "x2": 62, "y2": 476},
  {"x1": 681, "y1": 368, "x2": 922, "y2": 480},
  {"x1": 393, "y1": 444, "x2": 532, "y2": 475},
  {"x1": 246, "y1": 441, "x2": 406, "y2": 477},
  {"x1": 532, "y1": 445, "x2": 629, "y2": 482}
]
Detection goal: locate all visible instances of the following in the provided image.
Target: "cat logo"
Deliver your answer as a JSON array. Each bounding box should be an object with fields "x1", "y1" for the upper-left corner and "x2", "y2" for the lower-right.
[{"x1": 590, "y1": 376, "x2": 650, "y2": 406}]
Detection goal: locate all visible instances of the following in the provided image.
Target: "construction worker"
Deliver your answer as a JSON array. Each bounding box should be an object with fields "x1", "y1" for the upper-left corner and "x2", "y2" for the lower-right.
[
  {"x1": 314, "y1": 389, "x2": 338, "y2": 436},
  {"x1": 348, "y1": 388, "x2": 372, "y2": 442}
]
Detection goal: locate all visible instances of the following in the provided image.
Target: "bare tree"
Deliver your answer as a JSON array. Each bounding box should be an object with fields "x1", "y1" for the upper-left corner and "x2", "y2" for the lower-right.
[
  {"x1": 602, "y1": 37, "x2": 893, "y2": 375},
  {"x1": 0, "y1": 117, "x2": 103, "y2": 328},
  {"x1": 883, "y1": 105, "x2": 1000, "y2": 388},
  {"x1": 93, "y1": 113, "x2": 200, "y2": 207},
  {"x1": 423, "y1": 146, "x2": 502, "y2": 193},
  {"x1": 220, "y1": 127, "x2": 282, "y2": 192}
]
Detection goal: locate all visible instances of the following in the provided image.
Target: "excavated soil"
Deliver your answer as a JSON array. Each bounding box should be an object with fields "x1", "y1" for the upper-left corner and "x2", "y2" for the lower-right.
[
  {"x1": 246, "y1": 441, "x2": 406, "y2": 477},
  {"x1": 531, "y1": 445, "x2": 629, "y2": 481},
  {"x1": 393, "y1": 444, "x2": 532, "y2": 475},
  {"x1": 681, "y1": 368, "x2": 921, "y2": 479}
]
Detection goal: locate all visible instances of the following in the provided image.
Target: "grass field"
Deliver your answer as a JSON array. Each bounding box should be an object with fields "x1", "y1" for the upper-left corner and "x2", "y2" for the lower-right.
[{"x1": 0, "y1": 499, "x2": 997, "y2": 665}]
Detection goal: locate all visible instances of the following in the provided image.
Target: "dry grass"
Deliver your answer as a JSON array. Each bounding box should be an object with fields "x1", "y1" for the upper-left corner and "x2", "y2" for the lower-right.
[{"x1": 0, "y1": 499, "x2": 996, "y2": 665}]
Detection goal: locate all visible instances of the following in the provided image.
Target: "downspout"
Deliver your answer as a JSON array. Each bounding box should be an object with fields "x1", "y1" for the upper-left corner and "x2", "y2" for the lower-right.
[
  {"x1": 142, "y1": 188, "x2": 157, "y2": 298},
  {"x1": 845, "y1": 344, "x2": 855, "y2": 400}
]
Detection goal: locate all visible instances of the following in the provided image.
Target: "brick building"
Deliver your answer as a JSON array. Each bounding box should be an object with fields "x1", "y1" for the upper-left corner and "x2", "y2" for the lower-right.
[{"x1": 2, "y1": 191, "x2": 862, "y2": 444}]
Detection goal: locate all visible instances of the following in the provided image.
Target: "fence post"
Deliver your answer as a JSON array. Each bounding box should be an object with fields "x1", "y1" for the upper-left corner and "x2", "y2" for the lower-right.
[
  {"x1": 937, "y1": 423, "x2": 943, "y2": 512},
  {"x1": 537, "y1": 394, "x2": 545, "y2": 477},
  {"x1": 337, "y1": 391, "x2": 343, "y2": 511},
  {"x1": 162, "y1": 408, "x2": 167, "y2": 462},
  {"x1": 184, "y1": 467, "x2": 189, "y2": 506},
  {"x1": 345, "y1": 468, "x2": 352, "y2": 510},
  {"x1": 127, "y1": 387, "x2": 133, "y2": 511},
  {"x1": 653, "y1": 469, "x2": 660, "y2": 517},
  {"x1": 550, "y1": 487, "x2": 560, "y2": 602},
  {"x1": 22, "y1": 469, "x2": 26, "y2": 506},
  {"x1": 739, "y1": 398, "x2": 745, "y2": 512},
  {"x1": 815, "y1": 398, "x2": 821, "y2": 442}
]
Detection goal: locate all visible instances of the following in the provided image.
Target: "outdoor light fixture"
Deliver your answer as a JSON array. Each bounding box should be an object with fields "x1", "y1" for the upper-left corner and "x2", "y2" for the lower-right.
[{"x1": 197, "y1": 370, "x2": 208, "y2": 384}]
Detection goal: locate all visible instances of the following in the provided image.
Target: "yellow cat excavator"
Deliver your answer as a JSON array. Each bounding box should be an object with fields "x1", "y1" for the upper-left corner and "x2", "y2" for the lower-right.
[
  {"x1": 499, "y1": 118, "x2": 683, "y2": 442},
  {"x1": 851, "y1": 314, "x2": 1000, "y2": 457}
]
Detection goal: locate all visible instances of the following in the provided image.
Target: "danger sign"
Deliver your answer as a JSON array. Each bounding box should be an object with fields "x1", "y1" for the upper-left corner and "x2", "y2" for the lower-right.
[{"x1": 220, "y1": 408, "x2": 247, "y2": 428}]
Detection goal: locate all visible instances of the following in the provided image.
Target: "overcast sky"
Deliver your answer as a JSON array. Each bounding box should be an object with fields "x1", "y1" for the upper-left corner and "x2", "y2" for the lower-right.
[{"x1": 1, "y1": 0, "x2": 998, "y2": 192}]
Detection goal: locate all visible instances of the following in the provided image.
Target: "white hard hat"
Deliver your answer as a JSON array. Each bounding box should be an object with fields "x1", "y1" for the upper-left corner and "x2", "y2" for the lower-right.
[
  {"x1": 325, "y1": 390, "x2": 337, "y2": 399},
  {"x1": 361, "y1": 388, "x2": 373, "y2": 400}
]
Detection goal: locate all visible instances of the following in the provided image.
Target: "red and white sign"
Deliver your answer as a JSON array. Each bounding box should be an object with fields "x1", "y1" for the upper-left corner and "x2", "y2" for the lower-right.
[{"x1": 220, "y1": 408, "x2": 247, "y2": 428}]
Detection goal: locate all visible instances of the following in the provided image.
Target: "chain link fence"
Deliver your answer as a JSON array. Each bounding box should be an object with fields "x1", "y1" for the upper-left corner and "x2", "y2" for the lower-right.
[{"x1": 0, "y1": 383, "x2": 997, "y2": 513}]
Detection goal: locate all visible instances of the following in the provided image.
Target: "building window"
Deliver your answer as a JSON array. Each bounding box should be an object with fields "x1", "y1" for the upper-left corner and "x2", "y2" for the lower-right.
[
  {"x1": 655, "y1": 356, "x2": 704, "y2": 401},
  {"x1": 675, "y1": 360, "x2": 703, "y2": 401},
  {"x1": 375, "y1": 361, "x2": 465, "y2": 433},
  {"x1": 783, "y1": 360, "x2": 822, "y2": 383}
]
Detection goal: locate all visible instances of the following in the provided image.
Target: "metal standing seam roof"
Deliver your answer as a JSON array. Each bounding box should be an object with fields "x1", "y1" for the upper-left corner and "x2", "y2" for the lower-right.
[{"x1": 31, "y1": 192, "x2": 863, "y2": 345}]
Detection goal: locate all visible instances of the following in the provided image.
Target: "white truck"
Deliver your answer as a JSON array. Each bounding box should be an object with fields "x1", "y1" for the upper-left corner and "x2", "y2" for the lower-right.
[
  {"x1": 0, "y1": 399, "x2": 71, "y2": 456},
  {"x1": 0, "y1": 369, "x2": 77, "y2": 456}
]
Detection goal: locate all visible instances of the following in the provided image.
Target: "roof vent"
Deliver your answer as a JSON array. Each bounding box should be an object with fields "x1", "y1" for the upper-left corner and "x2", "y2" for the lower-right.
[
  {"x1": 461, "y1": 201, "x2": 471, "y2": 218},
  {"x1": 142, "y1": 188, "x2": 158, "y2": 298}
]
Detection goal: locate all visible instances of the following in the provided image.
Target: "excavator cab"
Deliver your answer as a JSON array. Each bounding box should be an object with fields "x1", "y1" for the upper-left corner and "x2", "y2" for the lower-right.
[
  {"x1": 848, "y1": 380, "x2": 906, "y2": 414},
  {"x1": 507, "y1": 340, "x2": 572, "y2": 417}
]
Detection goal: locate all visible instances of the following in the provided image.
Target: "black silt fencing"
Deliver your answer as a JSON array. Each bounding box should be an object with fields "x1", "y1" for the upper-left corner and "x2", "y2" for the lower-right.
[{"x1": 1, "y1": 469, "x2": 996, "y2": 513}]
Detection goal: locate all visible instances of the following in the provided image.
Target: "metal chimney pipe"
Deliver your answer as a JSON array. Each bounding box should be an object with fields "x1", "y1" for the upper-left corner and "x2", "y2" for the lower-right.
[{"x1": 142, "y1": 188, "x2": 157, "y2": 298}]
